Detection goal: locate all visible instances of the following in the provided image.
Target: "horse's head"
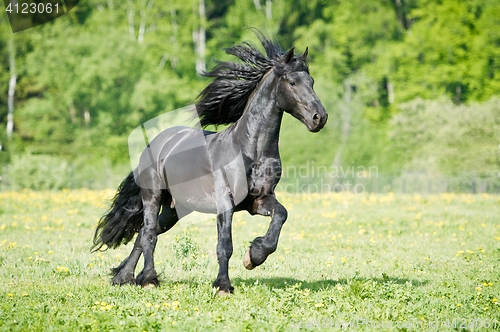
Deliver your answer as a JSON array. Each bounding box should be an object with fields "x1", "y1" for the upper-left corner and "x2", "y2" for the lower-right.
[{"x1": 276, "y1": 47, "x2": 328, "y2": 132}]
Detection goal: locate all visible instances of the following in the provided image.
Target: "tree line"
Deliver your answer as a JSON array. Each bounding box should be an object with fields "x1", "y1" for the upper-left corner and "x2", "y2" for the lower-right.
[{"x1": 0, "y1": 0, "x2": 499, "y2": 190}]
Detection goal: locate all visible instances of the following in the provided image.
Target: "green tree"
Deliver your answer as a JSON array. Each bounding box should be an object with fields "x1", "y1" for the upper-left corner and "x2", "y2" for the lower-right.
[{"x1": 372, "y1": 0, "x2": 500, "y2": 104}]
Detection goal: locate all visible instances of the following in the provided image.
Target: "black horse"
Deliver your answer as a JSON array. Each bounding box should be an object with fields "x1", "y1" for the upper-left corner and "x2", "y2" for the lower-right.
[{"x1": 92, "y1": 33, "x2": 328, "y2": 295}]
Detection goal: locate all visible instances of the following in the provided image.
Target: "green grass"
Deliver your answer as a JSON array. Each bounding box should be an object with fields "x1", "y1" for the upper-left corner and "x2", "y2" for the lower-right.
[{"x1": 1, "y1": 190, "x2": 499, "y2": 331}]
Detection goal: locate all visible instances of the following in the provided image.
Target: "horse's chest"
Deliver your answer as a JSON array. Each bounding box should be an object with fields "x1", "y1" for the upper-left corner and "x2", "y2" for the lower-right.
[{"x1": 249, "y1": 157, "x2": 281, "y2": 195}]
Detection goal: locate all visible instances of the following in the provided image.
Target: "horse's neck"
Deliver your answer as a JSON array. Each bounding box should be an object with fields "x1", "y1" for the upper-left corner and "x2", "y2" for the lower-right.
[{"x1": 231, "y1": 72, "x2": 283, "y2": 159}]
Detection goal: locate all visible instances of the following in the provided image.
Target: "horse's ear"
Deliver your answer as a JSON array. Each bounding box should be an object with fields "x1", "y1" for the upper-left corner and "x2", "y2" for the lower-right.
[
  {"x1": 300, "y1": 47, "x2": 308, "y2": 61},
  {"x1": 284, "y1": 47, "x2": 295, "y2": 64}
]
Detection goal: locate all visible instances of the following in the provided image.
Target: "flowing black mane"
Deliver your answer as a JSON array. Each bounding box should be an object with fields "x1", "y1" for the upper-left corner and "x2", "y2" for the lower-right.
[{"x1": 196, "y1": 33, "x2": 309, "y2": 127}]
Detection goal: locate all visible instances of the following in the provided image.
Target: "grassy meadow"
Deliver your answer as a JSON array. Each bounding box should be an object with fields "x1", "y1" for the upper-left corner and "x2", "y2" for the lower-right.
[{"x1": 0, "y1": 190, "x2": 499, "y2": 331}]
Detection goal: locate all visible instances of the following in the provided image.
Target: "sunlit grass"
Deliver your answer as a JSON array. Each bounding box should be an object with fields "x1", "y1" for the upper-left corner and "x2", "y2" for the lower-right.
[{"x1": 0, "y1": 190, "x2": 499, "y2": 330}]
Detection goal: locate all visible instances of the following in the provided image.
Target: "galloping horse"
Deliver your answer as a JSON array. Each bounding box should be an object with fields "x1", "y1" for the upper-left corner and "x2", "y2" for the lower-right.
[{"x1": 92, "y1": 32, "x2": 328, "y2": 294}]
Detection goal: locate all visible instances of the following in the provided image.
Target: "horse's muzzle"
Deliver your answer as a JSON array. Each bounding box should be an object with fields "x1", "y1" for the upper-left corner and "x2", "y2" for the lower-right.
[{"x1": 309, "y1": 109, "x2": 328, "y2": 132}]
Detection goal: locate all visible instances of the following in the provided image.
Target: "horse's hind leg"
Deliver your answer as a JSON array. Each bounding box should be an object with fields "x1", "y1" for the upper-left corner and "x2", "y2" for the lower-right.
[
  {"x1": 112, "y1": 233, "x2": 142, "y2": 285},
  {"x1": 112, "y1": 193, "x2": 182, "y2": 286},
  {"x1": 124, "y1": 187, "x2": 160, "y2": 287},
  {"x1": 244, "y1": 195, "x2": 288, "y2": 269}
]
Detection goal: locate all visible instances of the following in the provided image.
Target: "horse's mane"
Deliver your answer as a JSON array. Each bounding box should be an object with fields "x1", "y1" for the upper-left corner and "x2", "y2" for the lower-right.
[{"x1": 196, "y1": 31, "x2": 309, "y2": 127}]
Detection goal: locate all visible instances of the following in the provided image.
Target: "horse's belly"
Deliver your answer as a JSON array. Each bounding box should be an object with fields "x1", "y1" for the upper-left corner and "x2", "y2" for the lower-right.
[
  {"x1": 167, "y1": 163, "x2": 248, "y2": 214},
  {"x1": 169, "y1": 172, "x2": 218, "y2": 213},
  {"x1": 165, "y1": 154, "x2": 248, "y2": 214}
]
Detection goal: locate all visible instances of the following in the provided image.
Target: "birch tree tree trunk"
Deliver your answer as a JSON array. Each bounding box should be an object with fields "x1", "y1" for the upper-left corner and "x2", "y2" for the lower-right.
[
  {"x1": 137, "y1": 0, "x2": 153, "y2": 44},
  {"x1": 193, "y1": 0, "x2": 206, "y2": 75},
  {"x1": 387, "y1": 81, "x2": 394, "y2": 104},
  {"x1": 265, "y1": 0, "x2": 272, "y2": 20},
  {"x1": 6, "y1": 36, "x2": 16, "y2": 140},
  {"x1": 168, "y1": 8, "x2": 179, "y2": 69},
  {"x1": 126, "y1": 0, "x2": 136, "y2": 41}
]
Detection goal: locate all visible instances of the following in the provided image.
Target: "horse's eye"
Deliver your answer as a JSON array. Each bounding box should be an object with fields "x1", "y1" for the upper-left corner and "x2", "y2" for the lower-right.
[{"x1": 289, "y1": 81, "x2": 296, "y2": 86}]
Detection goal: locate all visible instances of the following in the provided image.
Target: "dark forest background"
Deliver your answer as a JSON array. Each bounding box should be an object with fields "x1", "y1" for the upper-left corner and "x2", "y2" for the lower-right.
[{"x1": 1, "y1": 0, "x2": 499, "y2": 192}]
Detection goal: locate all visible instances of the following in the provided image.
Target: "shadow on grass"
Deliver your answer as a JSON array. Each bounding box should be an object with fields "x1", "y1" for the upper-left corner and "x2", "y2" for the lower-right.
[
  {"x1": 231, "y1": 275, "x2": 429, "y2": 291},
  {"x1": 119, "y1": 273, "x2": 429, "y2": 295},
  {"x1": 152, "y1": 268, "x2": 429, "y2": 291}
]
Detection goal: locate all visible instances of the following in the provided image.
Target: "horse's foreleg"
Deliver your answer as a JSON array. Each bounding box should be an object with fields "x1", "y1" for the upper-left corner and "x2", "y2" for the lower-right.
[
  {"x1": 211, "y1": 169, "x2": 237, "y2": 295},
  {"x1": 136, "y1": 188, "x2": 162, "y2": 287},
  {"x1": 213, "y1": 208, "x2": 235, "y2": 295},
  {"x1": 244, "y1": 195, "x2": 288, "y2": 269}
]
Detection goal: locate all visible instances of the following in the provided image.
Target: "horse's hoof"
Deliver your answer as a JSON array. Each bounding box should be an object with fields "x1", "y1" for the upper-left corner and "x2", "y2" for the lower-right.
[
  {"x1": 142, "y1": 283, "x2": 157, "y2": 289},
  {"x1": 112, "y1": 274, "x2": 136, "y2": 286},
  {"x1": 112, "y1": 279, "x2": 136, "y2": 286},
  {"x1": 243, "y1": 249, "x2": 255, "y2": 270},
  {"x1": 216, "y1": 289, "x2": 232, "y2": 297}
]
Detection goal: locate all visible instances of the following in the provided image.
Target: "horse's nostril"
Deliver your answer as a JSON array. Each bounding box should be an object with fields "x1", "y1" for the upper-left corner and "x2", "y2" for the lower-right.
[{"x1": 313, "y1": 113, "x2": 319, "y2": 122}]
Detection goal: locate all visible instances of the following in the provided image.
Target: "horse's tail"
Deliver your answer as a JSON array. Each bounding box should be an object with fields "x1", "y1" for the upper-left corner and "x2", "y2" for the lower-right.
[{"x1": 92, "y1": 172, "x2": 143, "y2": 252}]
